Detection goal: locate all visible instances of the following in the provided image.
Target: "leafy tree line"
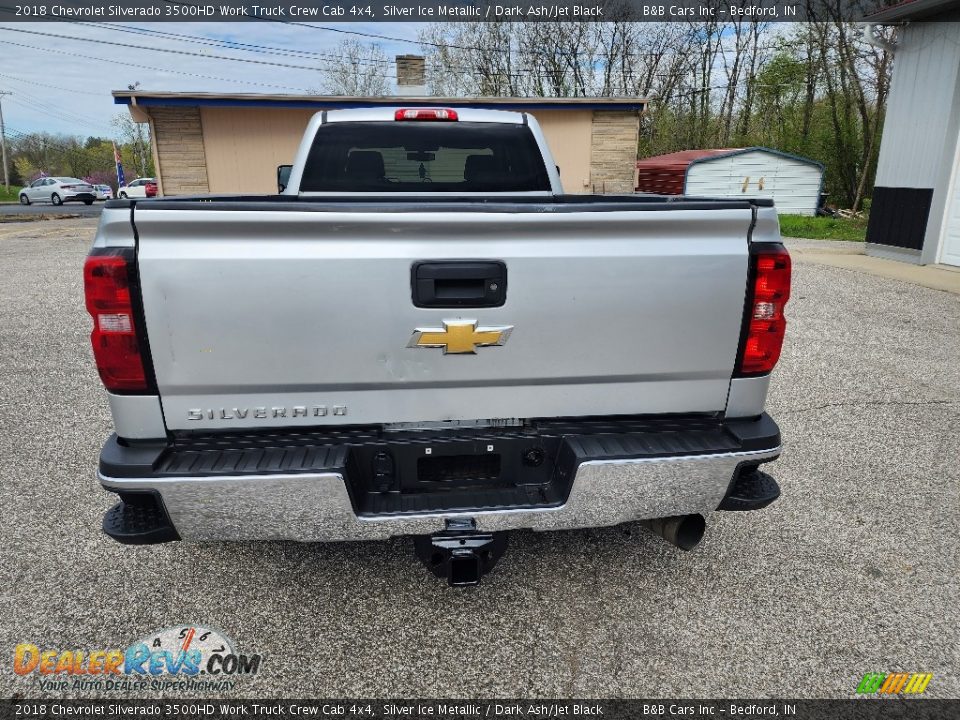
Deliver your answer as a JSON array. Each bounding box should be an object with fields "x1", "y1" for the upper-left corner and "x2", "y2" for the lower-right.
[
  {"x1": 5, "y1": 113, "x2": 154, "y2": 190},
  {"x1": 324, "y1": 16, "x2": 893, "y2": 211}
]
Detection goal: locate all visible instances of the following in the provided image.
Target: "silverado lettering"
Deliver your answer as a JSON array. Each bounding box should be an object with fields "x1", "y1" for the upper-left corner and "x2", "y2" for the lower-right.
[{"x1": 185, "y1": 406, "x2": 346, "y2": 421}]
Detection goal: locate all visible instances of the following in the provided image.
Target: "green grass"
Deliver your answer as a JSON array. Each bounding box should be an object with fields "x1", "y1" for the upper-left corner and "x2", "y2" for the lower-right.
[
  {"x1": 778, "y1": 214, "x2": 868, "y2": 242},
  {"x1": 0, "y1": 186, "x2": 22, "y2": 204}
]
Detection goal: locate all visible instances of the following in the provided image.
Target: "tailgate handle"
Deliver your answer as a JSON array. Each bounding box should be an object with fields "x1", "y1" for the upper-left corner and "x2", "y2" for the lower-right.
[{"x1": 412, "y1": 261, "x2": 506, "y2": 308}]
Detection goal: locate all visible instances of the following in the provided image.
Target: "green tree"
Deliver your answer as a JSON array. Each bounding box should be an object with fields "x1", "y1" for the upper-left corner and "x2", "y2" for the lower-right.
[{"x1": 112, "y1": 113, "x2": 153, "y2": 178}]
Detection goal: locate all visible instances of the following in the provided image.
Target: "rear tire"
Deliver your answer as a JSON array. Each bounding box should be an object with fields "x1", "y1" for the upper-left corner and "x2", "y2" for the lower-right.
[
  {"x1": 119, "y1": 192, "x2": 128, "y2": 199},
  {"x1": 51, "y1": 193, "x2": 63, "y2": 206},
  {"x1": 19, "y1": 194, "x2": 30, "y2": 205},
  {"x1": 83, "y1": 200, "x2": 94, "y2": 206}
]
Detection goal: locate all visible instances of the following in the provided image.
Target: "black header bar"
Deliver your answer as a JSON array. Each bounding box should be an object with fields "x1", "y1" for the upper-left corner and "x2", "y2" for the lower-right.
[
  {"x1": 0, "y1": 1, "x2": 920, "y2": 23},
  {"x1": 1, "y1": 700, "x2": 958, "y2": 720}
]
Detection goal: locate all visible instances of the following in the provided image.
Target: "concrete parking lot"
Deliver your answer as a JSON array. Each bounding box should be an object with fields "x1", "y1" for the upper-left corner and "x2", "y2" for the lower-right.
[{"x1": 0, "y1": 218, "x2": 957, "y2": 698}]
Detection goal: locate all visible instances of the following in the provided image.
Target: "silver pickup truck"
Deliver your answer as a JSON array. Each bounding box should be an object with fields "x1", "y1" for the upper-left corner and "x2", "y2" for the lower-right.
[{"x1": 86, "y1": 107, "x2": 790, "y2": 585}]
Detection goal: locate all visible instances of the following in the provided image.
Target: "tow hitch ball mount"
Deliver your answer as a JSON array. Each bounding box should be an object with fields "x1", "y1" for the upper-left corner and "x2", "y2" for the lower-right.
[{"x1": 414, "y1": 519, "x2": 507, "y2": 586}]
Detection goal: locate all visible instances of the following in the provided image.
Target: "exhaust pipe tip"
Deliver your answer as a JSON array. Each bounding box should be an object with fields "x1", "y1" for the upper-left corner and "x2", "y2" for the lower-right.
[{"x1": 641, "y1": 514, "x2": 706, "y2": 551}]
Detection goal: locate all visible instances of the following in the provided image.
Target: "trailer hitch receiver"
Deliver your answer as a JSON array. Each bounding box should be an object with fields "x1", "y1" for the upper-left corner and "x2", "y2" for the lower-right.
[{"x1": 414, "y1": 519, "x2": 508, "y2": 586}]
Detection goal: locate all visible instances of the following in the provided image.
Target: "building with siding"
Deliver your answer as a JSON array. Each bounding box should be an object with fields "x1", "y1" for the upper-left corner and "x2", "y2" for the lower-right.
[
  {"x1": 635, "y1": 147, "x2": 824, "y2": 215},
  {"x1": 865, "y1": 0, "x2": 960, "y2": 267},
  {"x1": 115, "y1": 58, "x2": 645, "y2": 198}
]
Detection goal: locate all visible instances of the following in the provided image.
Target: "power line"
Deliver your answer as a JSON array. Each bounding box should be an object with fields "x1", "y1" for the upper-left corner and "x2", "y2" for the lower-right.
[
  {"x1": 0, "y1": 39, "x2": 318, "y2": 93},
  {"x1": 7, "y1": 97, "x2": 104, "y2": 131},
  {"x1": 5, "y1": 24, "x2": 531, "y2": 82},
  {"x1": 246, "y1": 14, "x2": 804, "y2": 58},
  {"x1": 2, "y1": 19, "x2": 816, "y2": 93},
  {"x1": 0, "y1": 26, "x2": 400, "y2": 79},
  {"x1": 81, "y1": 21, "x2": 526, "y2": 79},
  {"x1": 49, "y1": 22, "x2": 776, "y2": 83},
  {"x1": 286, "y1": 20, "x2": 477, "y2": 51},
  {"x1": 7, "y1": 102, "x2": 114, "y2": 139},
  {"x1": 0, "y1": 24, "x2": 565, "y2": 82},
  {"x1": 0, "y1": 71, "x2": 106, "y2": 97},
  {"x1": 79, "y1": 22, "x2": 526, "y2": 78},
  {"x1": 6, "y1": 95, "x2": 76, "y2": 124},
  {"x1": 3, "y1": 87, "x2": 113, "y2": 132},
  {"x1": 4, "y1": 125, "x2": 111, "y2": 152},
  {"x1": 9, "y1": 87, "x2": 111, "y2": 128},
  {"x1": 0, "y1": 18, "x2": 821, "y2": 108},
  {"x1": 5, "y1": 126, "x2": 90, "y2": 142},
  {"x1": 84, "y1": 22, "x2": 397, "y2": 66}
]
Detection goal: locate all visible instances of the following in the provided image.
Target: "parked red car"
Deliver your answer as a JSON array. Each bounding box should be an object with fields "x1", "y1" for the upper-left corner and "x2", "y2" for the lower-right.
[{"x1": 145, "y1": 181, "x2": 158, "y2": 198}]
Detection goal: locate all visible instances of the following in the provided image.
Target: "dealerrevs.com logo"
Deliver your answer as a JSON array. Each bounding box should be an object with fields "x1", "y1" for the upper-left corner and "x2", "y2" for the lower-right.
[{"x1": 13, "y1": 626, "x2": 262, "y2": 693}]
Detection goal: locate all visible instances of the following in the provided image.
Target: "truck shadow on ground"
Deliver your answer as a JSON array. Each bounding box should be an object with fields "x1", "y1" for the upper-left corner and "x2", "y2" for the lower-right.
[{"x1": 181, "y1": 520, "x2": 694, "y2": 596}]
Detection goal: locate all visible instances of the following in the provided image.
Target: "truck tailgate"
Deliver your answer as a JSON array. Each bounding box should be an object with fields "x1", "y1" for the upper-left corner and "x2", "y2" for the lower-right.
[{"x1": 133, "y1": 205, "x2": 752, "y2": 430}]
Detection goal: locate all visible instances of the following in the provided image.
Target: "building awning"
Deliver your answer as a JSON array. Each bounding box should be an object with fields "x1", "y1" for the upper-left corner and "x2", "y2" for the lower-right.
[{"x1": 114, "y1": 91, "x2": 647, "y2": 113}]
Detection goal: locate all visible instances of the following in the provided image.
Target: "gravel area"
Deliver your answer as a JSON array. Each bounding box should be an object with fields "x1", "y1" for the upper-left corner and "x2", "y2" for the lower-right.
[{"x1": 1, "y1": 219, "x2": 957, "y2": 699}]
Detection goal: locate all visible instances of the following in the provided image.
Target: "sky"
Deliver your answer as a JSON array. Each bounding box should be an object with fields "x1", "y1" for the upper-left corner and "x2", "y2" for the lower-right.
[{"x1": 0, "y1": 21, "x2": 429, "y2": 138}]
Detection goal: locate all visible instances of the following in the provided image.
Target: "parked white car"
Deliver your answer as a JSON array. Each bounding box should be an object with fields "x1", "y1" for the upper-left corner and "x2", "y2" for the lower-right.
[
  {"x1": 94, "y1": 184, "x2": 114, "y2": 201},
  {"x1": 117, "y1": 178, "x2": 156, "y2": 198},
  {"x1": 19, "y1": 177, "x2": 96, "y2": 206}
]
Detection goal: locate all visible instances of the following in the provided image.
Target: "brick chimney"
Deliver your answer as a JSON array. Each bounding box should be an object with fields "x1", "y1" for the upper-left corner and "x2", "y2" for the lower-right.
[{"x1": 395, "y1": 55, "x2": 426, "y2": 96}]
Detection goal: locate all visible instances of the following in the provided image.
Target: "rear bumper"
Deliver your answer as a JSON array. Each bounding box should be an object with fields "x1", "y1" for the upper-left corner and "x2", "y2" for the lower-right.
[{"x1": 99, "y1": 414, "x2": 781, "y2": 543}]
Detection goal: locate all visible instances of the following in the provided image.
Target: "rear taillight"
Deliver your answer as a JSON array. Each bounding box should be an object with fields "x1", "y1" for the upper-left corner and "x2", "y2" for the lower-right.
[
  {"x1": 394, "y1": 108, "x2": 458, "y2": 121},
  {"x1": 736, "y1": 246, "x2": 791, "y2": 376},
  {"x1": 84, "y1": 252, "x2": 149, "y2": 392}
]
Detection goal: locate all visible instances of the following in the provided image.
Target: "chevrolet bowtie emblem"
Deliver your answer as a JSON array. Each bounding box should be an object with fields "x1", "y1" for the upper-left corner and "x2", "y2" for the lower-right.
[{"x1": 408, "y1": 320, "x2": 513, "y2": 354}]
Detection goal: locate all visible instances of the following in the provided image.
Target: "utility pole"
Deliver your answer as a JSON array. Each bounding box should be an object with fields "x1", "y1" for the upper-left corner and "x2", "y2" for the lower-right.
[{"x1": 0, "y1": 92, "x2": 9, "y2": 192}]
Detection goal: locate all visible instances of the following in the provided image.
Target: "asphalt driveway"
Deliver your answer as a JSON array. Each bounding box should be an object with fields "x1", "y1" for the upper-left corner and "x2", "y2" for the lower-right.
[{"x1": 0, "y1": 218, "x2": 957, "y2": 698}]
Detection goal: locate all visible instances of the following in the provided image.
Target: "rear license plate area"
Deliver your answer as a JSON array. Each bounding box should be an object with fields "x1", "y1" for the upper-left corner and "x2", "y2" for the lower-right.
[
  {"x1": 346, "y1": 434, "x2": 559, "y2": 500},
  {"x1": 417, "y1": 453, "x2": 502, "y2": 488}
]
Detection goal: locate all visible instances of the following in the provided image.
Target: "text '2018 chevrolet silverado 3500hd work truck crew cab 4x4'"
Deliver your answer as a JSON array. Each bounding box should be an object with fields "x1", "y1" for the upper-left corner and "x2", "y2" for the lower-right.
[{"x1": 86, "y1": 107, "x2": 790, "y2": 585}]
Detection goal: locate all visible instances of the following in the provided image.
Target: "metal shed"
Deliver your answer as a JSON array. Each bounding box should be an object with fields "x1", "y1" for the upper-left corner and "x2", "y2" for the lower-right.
[{"x1": 635, "y1": 147, "x2": 825, "y2": 215}]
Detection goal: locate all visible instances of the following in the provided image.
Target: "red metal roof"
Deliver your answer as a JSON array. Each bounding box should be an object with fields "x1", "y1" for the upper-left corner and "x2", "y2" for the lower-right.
[
  {"x1": 635, "y1": 149, "x2": 738, "y2": 171},
  {"x1": 635, "y1": 149, "x2": 740, "y2": 195}
]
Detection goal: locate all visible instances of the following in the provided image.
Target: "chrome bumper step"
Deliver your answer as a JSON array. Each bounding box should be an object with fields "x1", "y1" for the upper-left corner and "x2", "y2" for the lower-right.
[{"x1": 99, "y1": 414, "x2": 782, "y2": 543}]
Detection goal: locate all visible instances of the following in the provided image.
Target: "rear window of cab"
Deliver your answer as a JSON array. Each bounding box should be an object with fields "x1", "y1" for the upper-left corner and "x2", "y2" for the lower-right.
[{"x1": 300, "y1": 121, "x2": 551, "y2": 193}]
